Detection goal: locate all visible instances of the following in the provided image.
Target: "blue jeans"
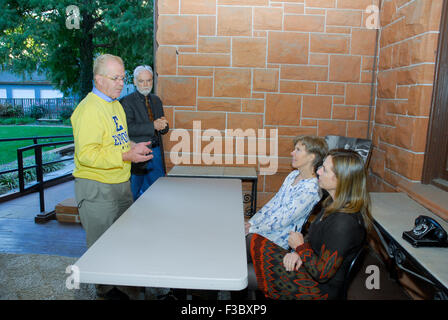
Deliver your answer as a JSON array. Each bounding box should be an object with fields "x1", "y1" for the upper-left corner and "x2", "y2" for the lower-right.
[{"x1": 130, "y1": 146, "x2": 165, "y2": 201}]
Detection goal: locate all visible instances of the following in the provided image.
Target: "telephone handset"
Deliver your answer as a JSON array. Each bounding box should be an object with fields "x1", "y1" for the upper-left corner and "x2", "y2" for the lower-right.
[{"x1": 402, "y1": 215, "x2": 448, "y2": 248}]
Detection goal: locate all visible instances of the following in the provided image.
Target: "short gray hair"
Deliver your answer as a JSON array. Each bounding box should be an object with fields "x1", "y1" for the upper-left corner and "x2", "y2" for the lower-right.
[
  {"x1": 133, "y1": 65, "x2": 153, "y2": 80},
  {"x1": 93, "y1": 54, "x2": 123, "y2": 76},
  {"x1": 293, "y1": 135, "x2": 329, "y2": 173}
]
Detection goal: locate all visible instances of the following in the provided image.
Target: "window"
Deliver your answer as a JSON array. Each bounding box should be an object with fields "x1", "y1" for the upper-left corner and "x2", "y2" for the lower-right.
[
  {"x1": 423, "y1": 0, "x2": 448, "y2": 191},
  {"x1": 0, "y1": 89, "x2": 6, "y2": 99},
  {"x1": 40, "y1": 89, "x2": 63, "y2": 99},
  {"x1": 12, "y1": 89, "x2": 35, "y2": 99}
]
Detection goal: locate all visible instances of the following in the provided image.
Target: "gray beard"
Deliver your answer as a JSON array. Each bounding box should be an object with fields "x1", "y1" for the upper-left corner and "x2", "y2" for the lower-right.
[{"x1": 137, "y1": 87, "x2": 152, "y2": 96}]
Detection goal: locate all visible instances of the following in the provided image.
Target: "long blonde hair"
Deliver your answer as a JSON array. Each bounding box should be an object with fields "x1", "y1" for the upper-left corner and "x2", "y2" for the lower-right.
[{"x1": 322, "y1": 149, "x2": 372, "y2": 232}]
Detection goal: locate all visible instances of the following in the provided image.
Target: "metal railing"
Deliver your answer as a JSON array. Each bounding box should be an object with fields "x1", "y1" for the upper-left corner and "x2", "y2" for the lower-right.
[
  {"x1": 0, "y1": 98, "x2": 76, "y2": 119},
  {"x1": 0, "y1": 135, "x2": 74, "y2": 222},
  {"x1": 0, "y1": 134, "x2": 73, "y2": 146}
]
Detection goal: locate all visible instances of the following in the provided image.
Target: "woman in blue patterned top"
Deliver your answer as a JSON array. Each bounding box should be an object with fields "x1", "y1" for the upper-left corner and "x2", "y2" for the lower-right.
[{"x1": 245, "y1": 135, "x2": 328, "y2": 250}]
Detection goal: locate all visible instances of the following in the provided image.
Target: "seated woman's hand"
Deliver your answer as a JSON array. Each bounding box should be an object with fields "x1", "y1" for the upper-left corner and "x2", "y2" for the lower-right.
[
  {"x1": 245, "y1": 222, "x2": 251, "y2": 235},
  {"x1": 288, "y1": 232, "x2": 304, "y2": 250},
  {"x1": 283, "y1": 252, "x2": 302, "y2": 272}
]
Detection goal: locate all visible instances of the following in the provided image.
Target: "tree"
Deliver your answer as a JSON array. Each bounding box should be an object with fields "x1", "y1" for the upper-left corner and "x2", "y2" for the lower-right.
[{"x1": 0, "y1": 0, "x2": 154, "y2": 99}]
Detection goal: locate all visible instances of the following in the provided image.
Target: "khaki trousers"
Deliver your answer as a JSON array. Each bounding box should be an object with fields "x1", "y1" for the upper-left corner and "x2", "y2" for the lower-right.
[
  {"x1": 75, "y1": 178, "x2": 136, "y2": 297},
  {"x1": 75, "y1": 178, "x2": 133, "y2": 248}
]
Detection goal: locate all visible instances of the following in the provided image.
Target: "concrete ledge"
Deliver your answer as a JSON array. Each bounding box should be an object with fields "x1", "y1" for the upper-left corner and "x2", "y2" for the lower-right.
[
  {"x1": 370, "y1": 192, "x2": 448, "y2": 299},
  {"x1": 397, "y1": 181, "x2": 448, "y2": 221}
]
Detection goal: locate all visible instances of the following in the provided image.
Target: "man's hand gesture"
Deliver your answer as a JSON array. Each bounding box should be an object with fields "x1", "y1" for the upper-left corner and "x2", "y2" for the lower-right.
[
  {"x1": 154, "y1": 116, "x2": 168, "y2": 131},
  {"x1": 123, "y1": 141, "x2": 153, "y2": 163}
]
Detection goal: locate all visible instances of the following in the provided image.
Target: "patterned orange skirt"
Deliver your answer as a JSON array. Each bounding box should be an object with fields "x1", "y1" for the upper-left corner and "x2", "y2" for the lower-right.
[{"x1": 250, "y1": 233, "x2": 329, "y2": 300}]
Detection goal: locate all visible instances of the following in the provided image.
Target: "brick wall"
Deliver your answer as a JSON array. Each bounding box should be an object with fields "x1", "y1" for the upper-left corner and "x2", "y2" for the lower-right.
[
  {"x1": 370, "y1": 0, "x2": 443, "y2": 192},
  {"x1": 155, "y1": 0, "x2": 443, "y2": 206}
]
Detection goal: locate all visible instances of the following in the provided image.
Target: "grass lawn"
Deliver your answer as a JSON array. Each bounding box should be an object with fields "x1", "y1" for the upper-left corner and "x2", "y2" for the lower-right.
[{"x1": 0, "y1": 125, "x2": 73, "y2": 165}]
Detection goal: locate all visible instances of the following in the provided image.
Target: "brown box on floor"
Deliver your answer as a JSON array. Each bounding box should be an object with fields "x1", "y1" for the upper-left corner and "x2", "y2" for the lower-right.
[{"x1": 55, "y1": 198, "x2": 80, "y2": 224}]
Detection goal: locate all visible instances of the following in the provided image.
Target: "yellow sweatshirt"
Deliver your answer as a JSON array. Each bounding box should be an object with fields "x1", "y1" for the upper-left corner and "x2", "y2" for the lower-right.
[{"x1": 71, "y1": 93, "x2": 131, "y2": 184}]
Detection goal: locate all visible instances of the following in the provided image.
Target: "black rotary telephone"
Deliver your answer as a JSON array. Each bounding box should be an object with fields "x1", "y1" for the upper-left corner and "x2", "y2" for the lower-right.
[{"x1": 402, "y1": 215, "x2": 448, "y2": 248}]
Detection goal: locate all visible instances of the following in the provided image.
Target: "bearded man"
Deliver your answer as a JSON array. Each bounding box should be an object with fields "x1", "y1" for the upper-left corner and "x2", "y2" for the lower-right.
[{"x1": 120, "y1": 65, "x2": 169, "y2": 200}]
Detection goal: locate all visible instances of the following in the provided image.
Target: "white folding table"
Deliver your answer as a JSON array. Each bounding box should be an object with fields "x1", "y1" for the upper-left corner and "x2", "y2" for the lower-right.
[
  {"x1": 167, "y1": 165, "x2": 258, "y2": 217},
  {"x1": 74, "y1": 177, "x2": 247, "y2": 291}
]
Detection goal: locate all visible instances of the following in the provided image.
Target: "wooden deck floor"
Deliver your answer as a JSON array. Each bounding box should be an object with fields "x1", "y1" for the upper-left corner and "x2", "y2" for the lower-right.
[
  {"x1": 0, "y1": 218, "x2": 86, "y2": 257},
  {"x1": 0, "y1": 180, "x2": 87, "y2": 258}
]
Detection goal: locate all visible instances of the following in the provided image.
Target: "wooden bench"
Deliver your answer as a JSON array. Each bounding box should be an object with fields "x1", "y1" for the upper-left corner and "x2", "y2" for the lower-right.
[{"x1": 37, "y1": 118, "x2": 62, "y2": 123}]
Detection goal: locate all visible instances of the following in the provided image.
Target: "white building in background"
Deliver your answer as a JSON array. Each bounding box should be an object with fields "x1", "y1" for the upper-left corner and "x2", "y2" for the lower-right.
[{"x1": 0, "y1": 71, "x2": 71, "y2": 100}]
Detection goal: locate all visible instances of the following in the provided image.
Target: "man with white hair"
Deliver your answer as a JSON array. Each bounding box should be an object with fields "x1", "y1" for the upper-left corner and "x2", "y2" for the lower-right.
[{"x1": 120, "y1": 65, "x2": 169, "y2": 200}]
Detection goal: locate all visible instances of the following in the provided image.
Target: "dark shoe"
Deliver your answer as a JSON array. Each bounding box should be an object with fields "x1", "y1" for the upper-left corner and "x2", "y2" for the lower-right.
[
  {"x1": 97, "y1": 287, "x2": 130, "y2": 300},
  {"x1": 190, "y1": 289, "x2": 218, "y2": 300},
  {"x1": 231, "y1": 288, "x2": 248, "y2": 300},
  {"x1": 158, "y1": 291, "x2": 178, "y2": 300},
  {"x1": 157, "y1": 289, "x2": 187, "y2": 300}
]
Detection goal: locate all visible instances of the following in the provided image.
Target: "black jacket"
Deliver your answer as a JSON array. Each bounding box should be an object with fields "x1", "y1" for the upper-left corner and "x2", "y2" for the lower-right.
[
  {"x1": 120, "y1": 91, "x2": 169, "y2": 174},
  {"x1": 120, "y1": 91, "x2": 169, "y2": 146}
]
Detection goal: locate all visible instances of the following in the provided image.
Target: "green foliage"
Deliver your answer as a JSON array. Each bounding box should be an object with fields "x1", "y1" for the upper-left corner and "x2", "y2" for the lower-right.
[
  {"x1": 59, "y1": 106, "x2": 74, "y2": 120},
  {"x1": 0, "y1": 103, "x2": 24, "y2": 118},
  {"x1": 30, "y1": 104, "x2": 45, "y2": 119},
  {"x1": 0, "y1": 125, "x2": 73, "y2": 164},
  {"x1": 0, "y1": 0, "x2": 154, "y2": 98},
  {"x1": 0, "y1": 152, "x2": 65, "y2": 195},
  {"x1": 15, "y1": 117, "x2": 35, "y2": 124},
  {"x1": 0, "y1": 117, "x2": 35, "y2": 125}
]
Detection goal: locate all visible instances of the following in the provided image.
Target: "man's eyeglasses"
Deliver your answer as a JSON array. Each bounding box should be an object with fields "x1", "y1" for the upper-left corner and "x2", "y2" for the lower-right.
[
  {"x1": 137, "y1": 79, "x2": 153, "y2": 84},
  {"x1": 101, "y1": 74, "x2": 127, "y2": 82}
]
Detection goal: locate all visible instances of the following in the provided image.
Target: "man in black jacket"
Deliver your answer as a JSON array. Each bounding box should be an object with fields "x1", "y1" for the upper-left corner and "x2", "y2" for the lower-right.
[{"x1": 120, "y1": 65, "x2": 169, "y2": 200}]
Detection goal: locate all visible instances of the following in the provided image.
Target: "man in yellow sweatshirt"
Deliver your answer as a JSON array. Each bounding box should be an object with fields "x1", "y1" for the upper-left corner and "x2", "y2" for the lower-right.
[{"x1": 71, "y1": 54, "x2": 152, "y2": 299}]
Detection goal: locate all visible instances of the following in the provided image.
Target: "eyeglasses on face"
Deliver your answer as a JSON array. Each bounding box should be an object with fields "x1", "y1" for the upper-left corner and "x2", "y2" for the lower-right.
[
  {"x1": 101, "y1": 74, "x2": 127, "y2": 82},
  {"x1": 137, "y1": 79, "x2": 153, "y2": 84}
]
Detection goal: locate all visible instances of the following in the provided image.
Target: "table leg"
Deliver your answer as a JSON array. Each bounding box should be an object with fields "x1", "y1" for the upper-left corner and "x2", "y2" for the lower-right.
[{"x1": 251, "y1": 178, "x2": 257, "y2": 216}]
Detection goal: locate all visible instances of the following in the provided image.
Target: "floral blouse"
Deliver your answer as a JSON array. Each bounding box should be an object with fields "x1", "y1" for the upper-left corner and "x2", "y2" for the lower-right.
[{"x1": 248, "y1": 170, "x2": 320, "y2": 249}]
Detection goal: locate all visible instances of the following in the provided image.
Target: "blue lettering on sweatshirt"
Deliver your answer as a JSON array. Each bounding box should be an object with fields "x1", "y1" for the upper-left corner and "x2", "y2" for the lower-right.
[
  {"x1": 113, "y1": 130, "x2": 129, "y2": 146},
  {"x1": 112, "y1": 116, "x2": 124, "y2": 132},
  {"x1": 111, "y1": 116, "x2": 129, "y2": 146}
]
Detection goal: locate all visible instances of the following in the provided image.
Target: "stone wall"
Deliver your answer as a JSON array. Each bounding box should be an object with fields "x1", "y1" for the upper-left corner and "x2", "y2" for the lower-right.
[
  {"x1": 370, "y1": 0, "x2": 443, "y2": 192},
  {"x1": 155, "y1": 0, "x2": 383, "y2": 208},
  {"x1": 153, "y1": 0, "x2": 444, "y2": 299}
]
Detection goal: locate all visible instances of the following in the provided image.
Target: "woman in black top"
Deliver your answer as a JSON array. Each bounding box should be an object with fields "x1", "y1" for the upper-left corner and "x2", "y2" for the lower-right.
[{"x1": 249, "y1": 149, "x2": 373, "y2": 300}]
